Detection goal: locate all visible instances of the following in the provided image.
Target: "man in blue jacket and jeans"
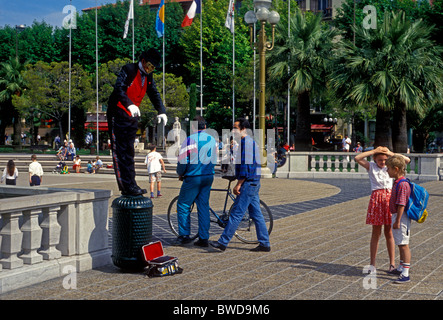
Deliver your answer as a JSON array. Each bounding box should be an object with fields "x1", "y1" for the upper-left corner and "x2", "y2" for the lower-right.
[
  {"x1": 175, "y1": 116, "x2": 217, "y2": 246},
  {"x1": 210, "y1": 118, "x2": 271, "y2": 252}
]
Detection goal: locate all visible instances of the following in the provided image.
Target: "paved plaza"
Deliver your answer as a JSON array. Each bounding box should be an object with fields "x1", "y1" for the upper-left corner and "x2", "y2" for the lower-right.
[{"x1": 0, "y1": 170, "x2": 442, "y2": 302}]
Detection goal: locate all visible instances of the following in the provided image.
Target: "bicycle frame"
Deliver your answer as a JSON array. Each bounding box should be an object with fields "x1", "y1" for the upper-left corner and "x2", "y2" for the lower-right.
[{"x1": 208, "y1": 179, "x2": 236, "y2": 227}]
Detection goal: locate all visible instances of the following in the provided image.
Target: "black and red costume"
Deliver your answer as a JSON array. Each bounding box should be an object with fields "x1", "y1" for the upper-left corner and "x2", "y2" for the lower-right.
[{"x1": 107, "y1": 49, "x2": 165, "y2": 196}]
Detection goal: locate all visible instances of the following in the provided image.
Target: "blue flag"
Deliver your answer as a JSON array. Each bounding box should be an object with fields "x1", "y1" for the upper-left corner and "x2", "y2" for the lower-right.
[{"x1": 156, "y1": 0, "x2": 165, "y2": 38}]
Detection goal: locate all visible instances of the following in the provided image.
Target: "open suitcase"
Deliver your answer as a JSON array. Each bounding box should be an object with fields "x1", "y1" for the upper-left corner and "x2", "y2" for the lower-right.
[{"x1": 142, "y1": 241, "x2": 183, "y2": 277}]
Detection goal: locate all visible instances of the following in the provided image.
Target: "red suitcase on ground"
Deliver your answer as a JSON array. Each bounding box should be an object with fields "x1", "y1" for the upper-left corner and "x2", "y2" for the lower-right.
[{"x1": 142, "y1": 241, "x2": 183, "y2": 277}]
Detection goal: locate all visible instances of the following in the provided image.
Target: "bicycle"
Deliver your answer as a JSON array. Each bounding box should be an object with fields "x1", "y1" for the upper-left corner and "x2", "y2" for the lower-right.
[{"x1": 167, "y1": 176, "x2": 273, "y2": 244}]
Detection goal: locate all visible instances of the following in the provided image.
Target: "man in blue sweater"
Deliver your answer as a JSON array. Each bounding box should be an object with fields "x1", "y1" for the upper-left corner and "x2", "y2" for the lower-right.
[
  {"x1": 210, "y1": 118, "x2": 271, "y2": 252},
  {"x1": 175, "y1": 116, "x2": 217, "y2": 246}
]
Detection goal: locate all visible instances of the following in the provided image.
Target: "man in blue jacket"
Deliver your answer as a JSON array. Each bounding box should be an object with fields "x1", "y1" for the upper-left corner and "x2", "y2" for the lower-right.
[
  {"x1": 175, "y1": 116, "x2": 216, "y2": 246},
  {"x1": 210, "y1": 118, "x2": 271, "y2": 252}
]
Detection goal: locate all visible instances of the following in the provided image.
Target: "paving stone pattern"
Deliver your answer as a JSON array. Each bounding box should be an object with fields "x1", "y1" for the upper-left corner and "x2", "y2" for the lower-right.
[{"x1": 0, "y1": 173, "x2": 441, "y2": 301}]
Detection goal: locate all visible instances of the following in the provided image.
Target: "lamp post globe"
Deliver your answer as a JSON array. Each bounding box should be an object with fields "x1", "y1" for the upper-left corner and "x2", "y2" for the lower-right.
[
  {"x1": 255, "y1": 7, "x2": 270, "y2": 22},
  {"x1": 268, "y1": 11, "x2": 280, "y2": 25},
  {"x1": 244, "y1": 10, "x2": 257, "y2": 25},
  {"x1": 253, "y1": 0, "x2": 272, "y2": 9}
]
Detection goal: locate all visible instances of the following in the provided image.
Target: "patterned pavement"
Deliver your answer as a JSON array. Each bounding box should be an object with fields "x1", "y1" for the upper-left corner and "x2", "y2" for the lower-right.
[{"x1": 0, "y1": 173, "x2": 442, "y2": 305}]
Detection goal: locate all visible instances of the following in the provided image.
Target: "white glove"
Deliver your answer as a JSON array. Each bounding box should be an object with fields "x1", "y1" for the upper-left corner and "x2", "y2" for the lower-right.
[
  {"x1": 128, "y1": 104, "x2": 141, "y2": 117},
  {"x1": 157, "y1": 113, "x2": 167, "y2": 125}
]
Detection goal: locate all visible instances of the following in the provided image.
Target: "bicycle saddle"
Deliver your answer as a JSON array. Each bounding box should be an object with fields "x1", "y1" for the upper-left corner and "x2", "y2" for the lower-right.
[{"x1": 222, "y1": 175, "x2": 237, "y2": 182}]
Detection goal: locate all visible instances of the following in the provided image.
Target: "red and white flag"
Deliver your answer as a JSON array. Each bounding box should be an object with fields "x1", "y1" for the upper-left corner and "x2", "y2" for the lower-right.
[
  {"x1": 182, "y1": 0, "x2": 201, "y2": 27},
  {"x1": 123, "y1": 0, "x2": 134, "y2": 39},
  {"x1": 225, "y1": 0, "x2": 235, "y2": 34}
]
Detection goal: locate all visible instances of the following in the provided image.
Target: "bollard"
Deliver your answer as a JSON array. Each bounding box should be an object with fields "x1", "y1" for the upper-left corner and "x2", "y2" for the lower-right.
[{"x1": 111, "y1": 195, "x2": 153, "y2": 271}]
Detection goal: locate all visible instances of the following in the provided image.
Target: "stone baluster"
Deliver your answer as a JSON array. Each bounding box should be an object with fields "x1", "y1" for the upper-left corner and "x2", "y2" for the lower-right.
[
  {"x1": 326, "y1": 155, "x2": 332, "y2": 172},
  {"x1": 20, "y1": 209, "x2": 43, "y2": 265},
  {"x1": 342, "y1": 155, "x2": 349, "y2": 172},
  {"x1": 39, "y1": 206, "x2": 62, "y2": 260},
  {"x1": 310, "y1": 156, "x2": 316, "y2": 171},
  {"x1": 334, "y1": 156, "x2": 340, "y2": 172},
  {"x1": 409, "y1": 156, "x2": 416, "y2": 174},
  {"x1": 350, "y1": 157, "x2": 356, "y2": 172},
  {"x1": 319, "y1": 156, "x2": 324, "y2": 172},
  {"x1": 0, "y1": 211, "x2": 24, "y2": 269}
]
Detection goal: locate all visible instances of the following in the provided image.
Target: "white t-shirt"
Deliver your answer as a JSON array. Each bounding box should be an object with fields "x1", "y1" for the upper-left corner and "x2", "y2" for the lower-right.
[
  {"x1": 145, "y1": 151, "x2": 163, "y2": 174},
  {"x1": 342, "y1": 137, "x2": 351, "y2": 150},
  {"x1": 367, "y1": 161, "x2": 392, "y2": 191},
  {"x1": 29, "y1": 161, "x2": 44, "y2": 177}
]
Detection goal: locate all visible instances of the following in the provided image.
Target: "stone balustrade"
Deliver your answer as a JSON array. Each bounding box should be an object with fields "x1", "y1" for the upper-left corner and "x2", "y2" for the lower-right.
[
  {"x1": 0, "y1": 186, "x2": 112, "y2": 294},
  {"x1": 275, "y1": 152, "x2": 442, "y2": 181}
]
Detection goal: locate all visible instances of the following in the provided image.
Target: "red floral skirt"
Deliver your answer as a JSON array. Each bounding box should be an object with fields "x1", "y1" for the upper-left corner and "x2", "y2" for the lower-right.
[{"x1": 366, "y1": 189, "x2": 392, "y2": 225}]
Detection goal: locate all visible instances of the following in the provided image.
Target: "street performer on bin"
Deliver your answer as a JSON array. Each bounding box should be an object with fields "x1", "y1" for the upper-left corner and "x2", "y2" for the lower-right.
[{"x1": 107, "y1": 48, "x2": 167, "y2": 196}]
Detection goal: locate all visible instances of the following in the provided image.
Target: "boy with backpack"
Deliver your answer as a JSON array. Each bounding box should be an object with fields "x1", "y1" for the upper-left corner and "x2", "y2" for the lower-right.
[{"x1": 386, "y1": 155, "x2": 412, "y2": 283}]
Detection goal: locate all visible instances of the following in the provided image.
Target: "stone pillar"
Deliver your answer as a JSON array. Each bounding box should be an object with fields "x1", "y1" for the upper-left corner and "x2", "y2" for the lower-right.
[
  {"x1": 0, "y1": 211, "x2": 23, "y2": 269},
  {"x1": 39, "y1": 206, "x2": 62, "y2": 260},
  {"x1": 21, "y1": 209, "x2": 43, "y2": 264}
]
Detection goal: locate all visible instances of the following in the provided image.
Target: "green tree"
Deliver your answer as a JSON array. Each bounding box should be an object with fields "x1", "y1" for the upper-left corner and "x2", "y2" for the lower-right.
[
  {"x1": 13, "y1": 61, "x2": 94, "y2": 142},
  {"x1": 0, "y1": 57, "x2": 27, "y2": 145},
  {"x1": 188, "y1": 83, "x2": 197, "y2": 120},
  {"x1": 179, "y1": 0, "x2": 253, "y2": 122},
  {"x1": 330, "y1": 11, "x2": 443, "y2": 152},
  {"x1": 333, "y1": 0, "x2": 433, "y2": 42},
  {"x1": 267, "y1": 9, "x2": 341, "y2": 151}
]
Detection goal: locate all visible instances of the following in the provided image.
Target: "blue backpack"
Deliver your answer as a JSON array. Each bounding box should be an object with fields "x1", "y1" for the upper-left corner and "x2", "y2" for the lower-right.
[{"x1": 397, "y1": 178, "x2": 429, "y2": 223}]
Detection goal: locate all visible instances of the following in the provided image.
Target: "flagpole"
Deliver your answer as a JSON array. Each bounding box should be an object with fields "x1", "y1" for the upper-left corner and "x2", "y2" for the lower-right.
[
  {"x1": 253, "y1": 20, "x2": 256, "y2": 132},
  {"x1": 132, "y1": 0, "x2": 135, "y2": 62},
  {"x1": 68, "y1": 0, "x2": 72, "y2": 142},
  {"x1": 232, "y1": 6, "x2": 235, "y2": 127},
  {"x1": 200, "y1": 2, "x2": 203, "y2": 116},
  {"x1": 162, "y1": 16, "x2": 165, "y2": 149},
  {"x1": 96, "y1": 0, "x2": 99, "y2": 155},
  {"x1": 162, "y1": 34, "x2": 165, "y2": 106},
  {"x1": 287, "y1": 0, "x2": 290, "y2": 145}
]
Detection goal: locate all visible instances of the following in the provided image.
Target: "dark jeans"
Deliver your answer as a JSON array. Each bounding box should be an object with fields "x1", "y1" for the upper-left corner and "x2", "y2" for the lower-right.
[{"x1": 30, "y1": 175, "x2": 41, "y2": 186}]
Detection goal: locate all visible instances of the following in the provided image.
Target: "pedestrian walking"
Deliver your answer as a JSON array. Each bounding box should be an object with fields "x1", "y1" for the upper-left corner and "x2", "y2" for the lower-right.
[
  {"x1": 29, "y1": 154, "x2": 43, "y2": 186},
  {"x1": 342, "y1": 135, "x2": 351, "y2": 152},
  {"x1": 210, "y1": 118, "x2": 271, "y2": 252},
  {"x1": 1, "y1": 160, "x2": 18, "y2": 185},
  {"x1": 144, "y1": 145, "x2": 166, "y2": 198},
  {"x1": 175, "y1": 116, "x2": 217, "y2": 247},
  {"x1": 386, "y1": 155, "x2": 413, "y2": 283},
  {"x1": 107, "y1": 48, "x2": 167, "y2": 196},
  {"x1": 355, "y1": 146, "x2": 410, "y2": 274}
]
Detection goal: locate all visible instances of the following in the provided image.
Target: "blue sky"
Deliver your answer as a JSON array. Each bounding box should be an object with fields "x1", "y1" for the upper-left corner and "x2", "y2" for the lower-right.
[{"x1": 0, "y1": 0, "x2": 118, "y2": 28}]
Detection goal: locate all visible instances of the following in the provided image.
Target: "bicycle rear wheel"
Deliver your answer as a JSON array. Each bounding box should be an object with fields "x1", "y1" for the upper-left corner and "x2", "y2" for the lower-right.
[
  {"x1": 230, "y1": 200, "x2": 273, "y2": 244},
  {"x1": 167, "y1": 196, "x2": 199, "y2": 240}
]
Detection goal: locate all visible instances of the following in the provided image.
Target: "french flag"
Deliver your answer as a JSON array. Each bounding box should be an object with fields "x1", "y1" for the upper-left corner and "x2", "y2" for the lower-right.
[{"x1": 181, "y1": 0, "x2": 201, "y2": 27}]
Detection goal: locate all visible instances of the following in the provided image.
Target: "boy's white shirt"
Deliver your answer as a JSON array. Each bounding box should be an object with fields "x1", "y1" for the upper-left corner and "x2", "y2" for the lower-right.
[{"x1": 145, "y1": 151, "x2": 163, "y2": 174}]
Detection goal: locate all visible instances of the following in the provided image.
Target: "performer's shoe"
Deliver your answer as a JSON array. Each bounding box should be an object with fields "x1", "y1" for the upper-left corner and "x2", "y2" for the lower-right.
[{"x1": 122, "y1": 186, "x2": 147, "y2": 196}]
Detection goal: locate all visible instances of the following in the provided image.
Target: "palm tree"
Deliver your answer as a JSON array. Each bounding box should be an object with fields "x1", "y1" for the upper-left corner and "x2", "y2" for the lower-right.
[
  {"x1": 330, "y1": 11, "x2": 443, "y2": 152},
  {"x1": 267, "y1": 9, "x2": 341, "y2": 151},
  {"x1": 0, "y1": 57, "x2": 27, "y2": 146}
]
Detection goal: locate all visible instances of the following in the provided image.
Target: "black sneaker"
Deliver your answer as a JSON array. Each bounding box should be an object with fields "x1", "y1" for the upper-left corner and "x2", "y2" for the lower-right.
[
  {"x1": 174, "y1": 235, "x2": 192, "y2": 245},
  {"x1": 209, "y1": 241, "x2": 226, "y2": 252},
  {"x1": 250, "y1": 245, "x2": 271, "y2": 252},
  {"x1": 194, "y1": 239, "x2": 209, "y2": 247}
]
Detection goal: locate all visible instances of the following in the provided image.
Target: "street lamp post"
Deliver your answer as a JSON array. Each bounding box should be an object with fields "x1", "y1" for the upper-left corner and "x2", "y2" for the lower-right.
[
  {"x1": 15, "y1": 24, "x2": 26, "y2": 60},
  {"x1": 244, "y1": 1, "x2": 279, "y2": 175}
]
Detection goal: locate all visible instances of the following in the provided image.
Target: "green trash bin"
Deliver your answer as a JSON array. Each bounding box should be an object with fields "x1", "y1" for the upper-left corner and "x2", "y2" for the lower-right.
[{"x1": 111, "y1": 195, "x2": 153, "y2": 270}]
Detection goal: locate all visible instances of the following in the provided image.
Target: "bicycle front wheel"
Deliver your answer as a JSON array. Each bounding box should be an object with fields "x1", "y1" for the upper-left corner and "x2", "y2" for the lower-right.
[
  {"x1": 229, "y1": 200, "x2": 273, "y2": 244},
  {"x1": 167, "y1": 195, "x2": 199, "y2": 240}
]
